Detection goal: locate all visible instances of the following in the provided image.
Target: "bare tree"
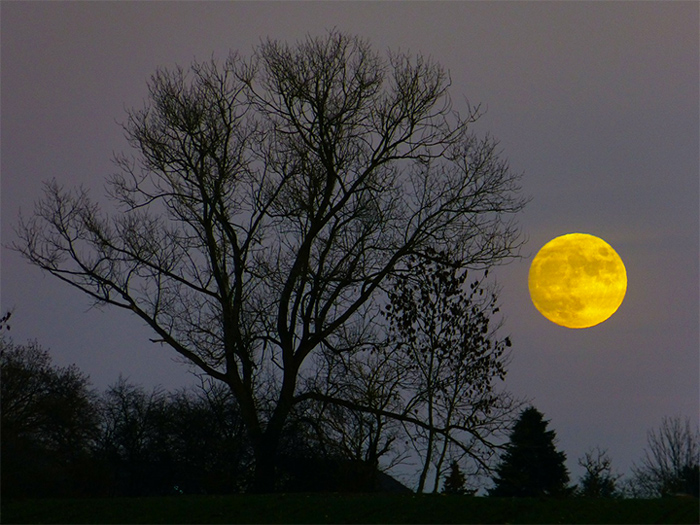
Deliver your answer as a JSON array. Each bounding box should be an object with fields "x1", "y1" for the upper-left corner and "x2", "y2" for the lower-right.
[
  {"x1": 303, "y1": 259, "x2": 520, "y2": 493},
  {"x1": 630, "y1": 416, "x2": 700, "y2": 497},
  {"x1": 384, "y1": 260, "x2": 518, "y2": 492},
  {"x1": 97, "y1": 377, "x2": 169, "y2": 466},
  {"x1": 577, "y1": 447, "x2": 621, "y2": 498},
  {"x1": 94, "y1": 377, "x2": 172, "y2": 495},
  {"x1": 299, "y1": 343, "x2": 409, "y2": 473},
  {"x1": 14, "y1": 31, "x2": 525, "y2": 491}
]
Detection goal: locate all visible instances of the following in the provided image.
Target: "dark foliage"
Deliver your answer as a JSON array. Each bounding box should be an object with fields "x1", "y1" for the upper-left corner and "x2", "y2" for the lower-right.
[
  {"x1": 489, "y1": 407, "x2": 571, "y2": 497},
  {"x1": 0, "y1": 338, "x2": 100, "y2": 498},
  {"x1": 89, "y1": 377, "x2": 254, "y2": 496},
  {"x1": 0, "y1": 338, "x2": 253, "y2": 498},
  {"x1": 442, "y1": 461, "x2": 471, "y2": 495},
  {"x1": 0, "y1": 337, "x2": 409, "y2": 498}
]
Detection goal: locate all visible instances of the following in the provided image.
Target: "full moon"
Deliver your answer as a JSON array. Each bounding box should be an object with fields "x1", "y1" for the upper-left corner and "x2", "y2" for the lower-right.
[{"x1": 528, "y1": 233, "x2": 627, "y2": 329}]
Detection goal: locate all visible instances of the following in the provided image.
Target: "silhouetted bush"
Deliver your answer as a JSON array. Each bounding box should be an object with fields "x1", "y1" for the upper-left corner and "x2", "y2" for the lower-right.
[{"x1": 1, "y1": 338, "x2": 100, "y2": 498}]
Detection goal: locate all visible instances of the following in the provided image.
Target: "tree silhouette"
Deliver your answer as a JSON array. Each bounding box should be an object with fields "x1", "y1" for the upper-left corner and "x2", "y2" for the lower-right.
[
  {"x1": 383, "y1": 260, "x2": 517, "y2": 492},
  {"x1": 93, "y1": 376, "x2": 252, "y2": 495},
  {"x1": 14, "y1": 30, "x2": 526, "y2": 491},
  {"x1": 0, "y1": 338, "x2": 99, "y2": 497},
  {"x1": 577, "y1": 447, "x2": 621, "y2": 498},
  {"x1": 1, "y1": 339, "x2": 414, "y2": 497},
  {"x1": 630, "y1": 416, "x2": 699, "y2": 497},
  {"x1": 300, "y1": 260, "x2": 520, "y2": 494},
  {"x1": 489, "y1": 407, "x2": 570, "y2": 497},
  {"x1": 165, "y1": 379, "x2": 253, "y2": 493},
  {"x1": 442, "y1": 460, "x2": 467, "y2": 495},
  {"x1": 94, "y1": 377, "x2": 173, "y2": 496}
]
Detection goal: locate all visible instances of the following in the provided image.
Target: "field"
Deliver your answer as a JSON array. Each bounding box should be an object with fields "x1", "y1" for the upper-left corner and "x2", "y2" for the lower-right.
[{"x1": 2, "y1": 493, "x2": 698, "y2": 524}]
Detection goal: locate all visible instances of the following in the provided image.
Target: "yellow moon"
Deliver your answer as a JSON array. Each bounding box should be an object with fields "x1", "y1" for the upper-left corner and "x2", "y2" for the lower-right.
[{"x1": 528, "y1": 233, "x2": 627, "y2": 329}]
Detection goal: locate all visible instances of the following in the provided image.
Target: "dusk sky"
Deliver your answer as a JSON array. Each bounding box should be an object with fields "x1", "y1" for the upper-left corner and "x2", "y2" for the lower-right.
[{"x1": 2, "y1": 2, "x2": 698, "y2": 486}]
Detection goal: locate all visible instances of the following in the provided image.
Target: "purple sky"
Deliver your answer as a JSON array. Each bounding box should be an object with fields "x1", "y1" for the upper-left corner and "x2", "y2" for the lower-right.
[{"x1": 2, "y1": 2, "x2": 698, "y2": 486}]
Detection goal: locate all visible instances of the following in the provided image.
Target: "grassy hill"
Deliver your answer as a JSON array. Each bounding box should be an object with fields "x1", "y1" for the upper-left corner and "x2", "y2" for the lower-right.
[{"x1": 2, "y1": 493, "x2": 698, "y2": 524}]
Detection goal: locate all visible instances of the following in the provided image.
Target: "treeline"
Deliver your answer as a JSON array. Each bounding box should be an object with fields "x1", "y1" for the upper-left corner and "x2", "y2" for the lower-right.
[
  {"x1": 1, "y1": 338, "x2": 265, "y2": 498},
  {"x1": 2, "y1": 335, "x2": 698, "y2": 499},
  {"x1": 1, "y1": 336, "x2": 418, "y2": 498},
  {"x1": 484, "y1": 406, "x2": 699, "y2": 499}
]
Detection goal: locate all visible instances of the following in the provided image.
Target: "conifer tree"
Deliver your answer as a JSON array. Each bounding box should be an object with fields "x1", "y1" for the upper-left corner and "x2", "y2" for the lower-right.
[
  {"x1": 442, "y1": 460, "x2": 467, "y2": 495},
  {"x1": 489, "y1": 407, "x2": 570, "y2": 497}
]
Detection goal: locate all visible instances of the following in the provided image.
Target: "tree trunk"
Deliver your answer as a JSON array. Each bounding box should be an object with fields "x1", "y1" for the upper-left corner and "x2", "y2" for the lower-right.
[
  {"x1": 250, "y1": 434, "x2": 279, "y2": 493},
  {"x1": 417, "y1": 428, "x2": 434, "y2": 493},
  {"x1": 248, "y1": 368, "x2": 298, "y2": 493},
  {"x1": 417, "y1": 354, "x2": 436, "y2": 493},
  {"x1": 432, "y1": 434, "x2": 449, "y2": 492}
]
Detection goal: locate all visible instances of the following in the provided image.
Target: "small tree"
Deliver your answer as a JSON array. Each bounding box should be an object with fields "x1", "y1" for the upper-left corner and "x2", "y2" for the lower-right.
[
  {"x1": 442, "y1": 460, "x2": 467, "y2": 495},
  {"x1": 630, "y1": 416, "x2": 699, "y2": 497},
  {"x1": 577, "y1": 447, "x2": 621, "y2": 498},
  {"x1": 489, "y1": 407, "x2": 570, "y2": 497},
  {"x1": 384, "y1": 260, "x2": 518, "y2": 493}
]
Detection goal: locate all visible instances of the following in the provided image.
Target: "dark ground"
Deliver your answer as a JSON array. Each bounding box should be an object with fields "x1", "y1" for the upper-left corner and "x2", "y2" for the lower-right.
[{"x1": 2, "y1": 493, "x2": 699, "y2": 524}]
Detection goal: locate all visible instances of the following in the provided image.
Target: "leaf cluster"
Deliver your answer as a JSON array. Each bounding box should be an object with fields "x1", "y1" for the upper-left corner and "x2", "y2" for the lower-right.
[{"x1": 384, "y1": 255, "x2": 510, "y2": 401}]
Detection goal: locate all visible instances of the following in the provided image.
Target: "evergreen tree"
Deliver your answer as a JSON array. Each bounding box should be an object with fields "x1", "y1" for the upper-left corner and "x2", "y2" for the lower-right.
[
  {"x1": 442, "y1": 461, "x2": 466, "y2": 495},
  {"x1": 489, "y1": 407, "x2": 570, "y2": 497}
]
